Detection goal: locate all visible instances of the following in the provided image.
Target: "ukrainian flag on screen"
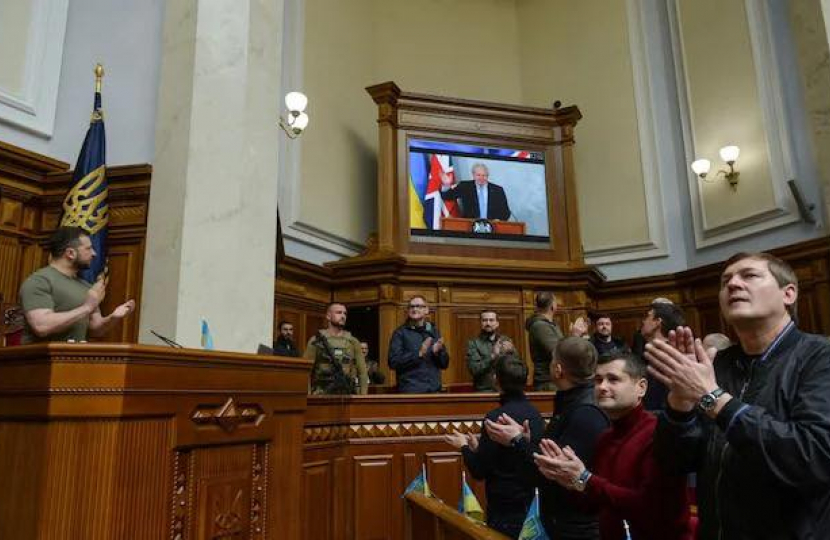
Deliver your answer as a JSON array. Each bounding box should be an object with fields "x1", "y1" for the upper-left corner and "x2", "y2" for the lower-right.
[
  {"x1": 60, "y1": 89, "x2": 107, "y2": 283},
  {"x1": 409, "y1": 151, "x2": 429, "y2": 229}
]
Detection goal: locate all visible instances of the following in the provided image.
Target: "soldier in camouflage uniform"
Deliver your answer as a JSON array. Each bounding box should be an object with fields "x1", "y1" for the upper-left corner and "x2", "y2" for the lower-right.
[{"x1": 304, "y1": 302, "x2": 368, "y2": 395}]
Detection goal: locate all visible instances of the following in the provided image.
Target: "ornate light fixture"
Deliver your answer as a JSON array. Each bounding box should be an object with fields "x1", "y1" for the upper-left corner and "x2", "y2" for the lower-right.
[
  {"x1": 279, "y1": 91, "x2": 309, "y2": 139},
  {"x1": 691, "y1": 145, "x2": 740, "y2": 191}
]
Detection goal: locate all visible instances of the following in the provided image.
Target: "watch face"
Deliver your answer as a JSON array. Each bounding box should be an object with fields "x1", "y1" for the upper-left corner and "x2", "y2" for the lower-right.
[{"x1": 700, "y1": 394, "x2": 716, "y2": 410}]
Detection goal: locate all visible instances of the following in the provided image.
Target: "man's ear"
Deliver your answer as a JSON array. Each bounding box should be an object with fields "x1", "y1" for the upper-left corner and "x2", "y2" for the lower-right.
[
  {"x1": 783, "y1": 284, "x2": 798, "y2": 309},
  {"x1": 636, "y1": 376, "x2": 648, "y2": 399}
]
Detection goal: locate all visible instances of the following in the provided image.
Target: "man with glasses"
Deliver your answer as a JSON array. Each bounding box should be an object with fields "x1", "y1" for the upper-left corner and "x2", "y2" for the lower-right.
[{"x1": 388, "y1": 295, "x2": 449, "y2": 393}]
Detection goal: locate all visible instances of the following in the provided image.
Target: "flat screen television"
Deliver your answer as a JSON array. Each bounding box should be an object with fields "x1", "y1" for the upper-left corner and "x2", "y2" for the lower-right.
[{"x1": 408, "y1": 139, "x2": 549, "y2": 245}]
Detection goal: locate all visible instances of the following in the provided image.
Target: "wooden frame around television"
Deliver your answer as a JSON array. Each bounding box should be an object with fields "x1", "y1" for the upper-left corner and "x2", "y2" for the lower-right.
[{"x1": 366, "y1": 81, "x2": 584, "y2": 265}]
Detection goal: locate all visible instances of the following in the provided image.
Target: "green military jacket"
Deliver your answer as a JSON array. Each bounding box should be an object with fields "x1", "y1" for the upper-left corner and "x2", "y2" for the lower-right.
[
  {"x1": 304, "y1": 329, "x2": 368, "y2": 395},
  {"x1": 466, "y1": 333, "x2": 514, "y2": 392}
]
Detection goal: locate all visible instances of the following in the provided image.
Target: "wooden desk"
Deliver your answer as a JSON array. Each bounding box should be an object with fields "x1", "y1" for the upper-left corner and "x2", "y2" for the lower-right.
[
  {"x1": 440, "y1": 217, "x2": 527, "y2": 235},
  {"x1": 303, "y1": 392, "x2": 554, "y2": 540},
  {"x1": 0, "y1": 344, "x2": 311, "y2": 540}
]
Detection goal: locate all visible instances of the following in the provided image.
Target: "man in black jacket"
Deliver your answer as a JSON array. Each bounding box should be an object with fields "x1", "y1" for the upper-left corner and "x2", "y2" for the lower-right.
[
  {"x1": 486, "y1": 337, "x2": 609, "y2": 539},
  {"x1": 588, "y1": 314, "x2": 629, "y2": 357},
  {"x1": 272, "y1": 320, "x2": 300, "y2": 357},
  {"x1": 388, "y1": 295, "x2": 449, "y2": 393},
  {"x1": 647, "y1": 252, "x2": 830, "y2": 539},
  {"x1": 445, "y1": 355, "x2": 545, "y2": 538},
  {"x1": 440, "y1": 163, "x2": 511, "y2": 220}
]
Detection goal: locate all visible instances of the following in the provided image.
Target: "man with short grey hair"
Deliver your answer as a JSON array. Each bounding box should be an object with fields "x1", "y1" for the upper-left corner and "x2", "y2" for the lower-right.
[{"x1": 440, "y1": 162, "x2": 511, "y2": 220}]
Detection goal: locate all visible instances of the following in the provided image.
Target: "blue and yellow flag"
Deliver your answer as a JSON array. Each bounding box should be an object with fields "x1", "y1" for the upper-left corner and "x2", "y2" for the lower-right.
[
  {"x1": 201, "y1": 319, "x2": 215, "y2": 350},
  {"x1": 403, "y1": 465, "x2": 432, "y2": 498},
  {"x1": 457, "y1": 472, "x2": 484, "y2": 522},
  {"x1": 518, "y1": 489, "x2": 550, "y2": 540},
  {"x1": 60, "y1": 65, "x2": 108, "y2": 284}
]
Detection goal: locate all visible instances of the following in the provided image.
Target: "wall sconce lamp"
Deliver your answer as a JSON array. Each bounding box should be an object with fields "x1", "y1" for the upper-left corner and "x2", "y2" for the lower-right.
[
  {"x1": 279, "y1": 91, "x2": 309, "y2": 139},
  {"x1": 691, "y1": 145, "x2": 740, "y2": 191}
]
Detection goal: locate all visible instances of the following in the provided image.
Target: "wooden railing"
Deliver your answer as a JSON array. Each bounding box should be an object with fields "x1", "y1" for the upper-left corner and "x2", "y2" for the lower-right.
[{"x1": 405, "y1": 491, "x2": 510, "y2": 540}]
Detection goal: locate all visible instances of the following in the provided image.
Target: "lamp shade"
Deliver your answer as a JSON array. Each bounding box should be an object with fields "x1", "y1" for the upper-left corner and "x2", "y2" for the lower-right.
[
  {"x1": 284, "y1": 92, "x2": 308, "y2": 113},
  {"x1": 691, "y1": 159, "x2": 711, "y2": 176},
  {"x1": 292, "y1": 112, "x2": 309, "y2": 131},
  {"x1": 719, "y1": 145, "x2": 740, "y2": 163}
]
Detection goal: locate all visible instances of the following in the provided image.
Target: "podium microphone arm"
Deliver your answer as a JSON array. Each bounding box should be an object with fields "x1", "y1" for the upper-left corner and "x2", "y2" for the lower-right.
[{"x1": 150, "y1": 330, "x2": 184, "y2": 348}]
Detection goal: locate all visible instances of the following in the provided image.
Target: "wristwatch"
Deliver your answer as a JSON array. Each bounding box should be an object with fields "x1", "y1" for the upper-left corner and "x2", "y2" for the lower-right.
[
  {"x1": 509, "y1": 433, "x2": 524, "y2": 448},
  {"x1": 698, "y1": 387, "x2": 726, "y2": 412},
  {"x1": 572, "y1": 469, "x2": 592, "y2": 492}
]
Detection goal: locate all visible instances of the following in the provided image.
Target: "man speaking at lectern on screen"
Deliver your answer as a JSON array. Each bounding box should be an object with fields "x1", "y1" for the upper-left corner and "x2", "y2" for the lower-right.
[{"x1": 440, "y1": 163, "x2": 512, "y2": 221}]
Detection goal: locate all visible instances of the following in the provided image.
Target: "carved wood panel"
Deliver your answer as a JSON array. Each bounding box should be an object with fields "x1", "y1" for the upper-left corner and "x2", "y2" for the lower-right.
[
  {"x1": 0, "y1": 235, "x2": 21, "y2": 302},
  {"x1": 96, "y1": 240, "x2": 145, "y2": 343},
  {"x1": 425, "y1": 452, "x2": 465, "y2": 508},
  {"x1": 354, "y1": 455, "x2": 394, "y2": 540},
  {"x1": 302, "y1": 461, "x2": 332, "y2": 540},
  {"x1": 184, "y1": 443, "x2": 267, "y2": 540}
]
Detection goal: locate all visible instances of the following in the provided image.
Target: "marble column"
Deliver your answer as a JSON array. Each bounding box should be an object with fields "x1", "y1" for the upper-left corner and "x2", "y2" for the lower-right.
[{"x1": 140, "y1": 0, "x2": 284, "y2": 351}]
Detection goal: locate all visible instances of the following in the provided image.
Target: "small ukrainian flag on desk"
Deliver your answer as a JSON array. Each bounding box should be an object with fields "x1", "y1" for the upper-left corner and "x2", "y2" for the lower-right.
[
  {"x1": 457, "y1": 471, "x2": 484, "y2": 522},
  {"x1": 201, "y1": 319, "x2": 214, "y2": 350},
  {"x1": 403, "y1": 464, "x2": 431, "y2": 497},
  {"x1": 518, "y1": 488, "x2": 550, "y2": 540}
]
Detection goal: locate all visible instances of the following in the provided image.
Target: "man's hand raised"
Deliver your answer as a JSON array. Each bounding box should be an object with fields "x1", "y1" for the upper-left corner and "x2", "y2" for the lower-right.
[
  {"x1": 84, "y1": 280, "x2": 106, "y2": 313},
  {"x1": 645, "y1": 327, "x2": 718, "y2": 411}
]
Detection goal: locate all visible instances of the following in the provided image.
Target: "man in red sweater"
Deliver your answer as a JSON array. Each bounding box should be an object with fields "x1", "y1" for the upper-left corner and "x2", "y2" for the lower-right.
[{"x1": 533, "y1": 353, "x2": 692, "y2": 540}]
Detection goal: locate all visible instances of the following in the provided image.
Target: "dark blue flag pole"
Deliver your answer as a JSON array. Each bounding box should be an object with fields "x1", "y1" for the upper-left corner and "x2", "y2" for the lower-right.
[{"x1": 60, "y1": 63, "x2": 108, "y2": 284}]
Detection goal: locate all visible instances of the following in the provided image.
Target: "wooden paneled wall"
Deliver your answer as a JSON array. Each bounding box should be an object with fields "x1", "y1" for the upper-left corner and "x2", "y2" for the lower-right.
[
  {"x1": 0, "y1": 141, "x2": 150, "y2": 343},
  {"x1": 302, "y1": 394, "x2": 555, "y2": 540},
  {"x1": 275, "y1": 238, "x2": 830, "y2": 389}
]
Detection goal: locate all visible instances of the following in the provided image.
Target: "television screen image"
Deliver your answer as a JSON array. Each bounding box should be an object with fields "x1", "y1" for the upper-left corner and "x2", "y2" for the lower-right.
[{"x1": 408, "y1": 139, "x2": 549, "y2": 243}]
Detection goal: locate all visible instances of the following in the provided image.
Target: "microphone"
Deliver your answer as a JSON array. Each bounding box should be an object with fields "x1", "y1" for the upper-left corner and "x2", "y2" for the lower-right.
[{"x1": 150, "y1": 329, "x2": 184, "y2": 348}]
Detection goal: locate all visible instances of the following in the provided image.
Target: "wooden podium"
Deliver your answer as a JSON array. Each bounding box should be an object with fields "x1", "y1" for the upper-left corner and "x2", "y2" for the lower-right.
[
  {"x1": 440, "y1": 216, "x2": 527, "y2": 235},
  {"x1": 0, "y1": 344, "x2": 311, "y2": 540}
]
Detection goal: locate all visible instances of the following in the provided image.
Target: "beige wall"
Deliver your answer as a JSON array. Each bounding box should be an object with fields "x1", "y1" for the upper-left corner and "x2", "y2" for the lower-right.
[
  {"x1": 301, "y1": 0, "x2": 523, "y2": 244},
  {"x1": 516, "y1": 0, "x2": 650, "y2": 252},
  {"x1": 678, "y1": 0, "x2": 777, "y2": 229},
  {"x1": 0, "y1": 2, "x2": 33, "y2": 97},
  {"x1": 298, "y1": 0, "x2": 824, "y2": 267}
]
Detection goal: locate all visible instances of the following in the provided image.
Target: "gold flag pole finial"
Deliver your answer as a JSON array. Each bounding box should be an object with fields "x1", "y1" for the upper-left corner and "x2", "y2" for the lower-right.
[{"x1": 94, "y1": 63, "x2": 104, "y2": 93}]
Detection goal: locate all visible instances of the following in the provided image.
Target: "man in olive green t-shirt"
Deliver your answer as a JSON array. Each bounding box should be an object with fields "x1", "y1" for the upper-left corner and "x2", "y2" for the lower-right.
[{"x1": 19, "y1": 227, "x2": 135, "y2": 344}]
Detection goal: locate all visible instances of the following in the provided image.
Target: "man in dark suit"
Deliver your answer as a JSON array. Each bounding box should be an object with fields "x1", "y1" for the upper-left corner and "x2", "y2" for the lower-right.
[{"x1": 440, "y1": 163, "x2": 512, "y2": 220}]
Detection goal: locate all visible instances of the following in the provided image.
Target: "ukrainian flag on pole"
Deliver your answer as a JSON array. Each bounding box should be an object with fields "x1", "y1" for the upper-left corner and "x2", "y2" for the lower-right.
[
  {"x1": 457, "y1": 471, "x2": 484, "y2": 522},
  {"x1": 60, "y1": 64, "x2": 108, "y2": 284},
  {"x1": 201, "y1": 319, "x2": 214, "y2": 350},
  {"x1": 518, "y1": 488, "x2": 550, "y2": 540}
]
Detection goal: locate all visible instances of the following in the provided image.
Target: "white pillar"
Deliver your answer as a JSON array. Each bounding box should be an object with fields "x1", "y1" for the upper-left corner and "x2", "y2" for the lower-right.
[{"x1": 140, "y1": 0, "x2": 284, "y2": 352}]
